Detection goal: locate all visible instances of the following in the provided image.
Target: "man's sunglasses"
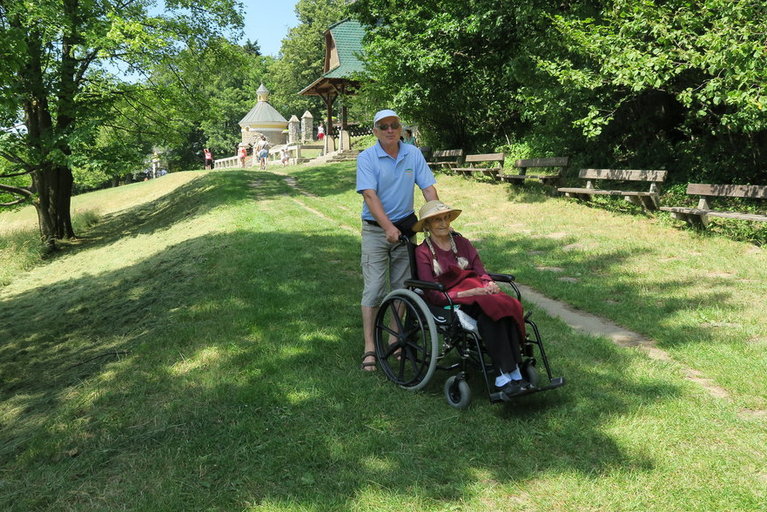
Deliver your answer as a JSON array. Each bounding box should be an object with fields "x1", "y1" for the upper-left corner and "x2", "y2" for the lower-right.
[{"x1": 376, "y1": 122, "x2": 401, "y2": 131}]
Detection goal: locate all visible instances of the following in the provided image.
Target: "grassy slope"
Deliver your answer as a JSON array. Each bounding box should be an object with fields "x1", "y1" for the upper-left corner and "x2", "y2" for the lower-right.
[{"x1": 0, "y1": 166, "x2": 765, "y2": 511}]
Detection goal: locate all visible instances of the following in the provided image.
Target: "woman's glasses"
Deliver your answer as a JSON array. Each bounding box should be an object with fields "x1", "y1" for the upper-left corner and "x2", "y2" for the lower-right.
[{"x1": 376, "y1": 122, "x2": 401, "y2": 131}]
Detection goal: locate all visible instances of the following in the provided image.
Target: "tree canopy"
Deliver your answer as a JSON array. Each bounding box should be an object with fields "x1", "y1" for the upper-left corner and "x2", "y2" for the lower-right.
[
  {"x1": 0, "y1": 0, "x2": 243, "y2": 245},
  {"x1": 350, "y1": 0, "x2": 767, "y2": 183}
]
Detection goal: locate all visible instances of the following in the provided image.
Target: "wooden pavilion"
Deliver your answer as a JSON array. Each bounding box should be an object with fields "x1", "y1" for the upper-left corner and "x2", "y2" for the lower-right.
[{"x1": 299, "y1": 19, "x2": 366, "y2": 137}]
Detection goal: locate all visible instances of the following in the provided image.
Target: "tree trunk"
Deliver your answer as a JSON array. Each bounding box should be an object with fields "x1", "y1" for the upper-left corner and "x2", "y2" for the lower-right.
[
  {"x1": 19, "y1": 10, "x2": 78, "y2": 248},
  {"x1": 33, "y1": 164, "x2": 75, "y2": 249}
]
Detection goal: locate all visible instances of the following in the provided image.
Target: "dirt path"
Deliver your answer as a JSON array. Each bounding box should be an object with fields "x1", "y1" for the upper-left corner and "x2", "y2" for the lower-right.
[{"x1": 266, "y1": 172, "x2": 762, "y2": 418}]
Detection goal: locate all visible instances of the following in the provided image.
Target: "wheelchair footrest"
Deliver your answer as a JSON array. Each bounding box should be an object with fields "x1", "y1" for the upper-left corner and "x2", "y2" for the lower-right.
[
  {"x1": 490, "y1": 376, "x2": 566, "y2": 403},
  {"x1": 532, "y1": 376, "x2": 566, "y2": 392}
]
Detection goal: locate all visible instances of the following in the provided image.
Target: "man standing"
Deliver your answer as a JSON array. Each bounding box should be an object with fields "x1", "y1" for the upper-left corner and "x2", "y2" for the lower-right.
[{"x1": 356, "y1": 109, "x2": 439, "y2": 371}]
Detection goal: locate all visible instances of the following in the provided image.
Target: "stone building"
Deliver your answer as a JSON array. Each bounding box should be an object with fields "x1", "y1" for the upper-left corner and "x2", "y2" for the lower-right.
[{"x1": 239, "y1": 84, "x2": 288, "y2": 147}]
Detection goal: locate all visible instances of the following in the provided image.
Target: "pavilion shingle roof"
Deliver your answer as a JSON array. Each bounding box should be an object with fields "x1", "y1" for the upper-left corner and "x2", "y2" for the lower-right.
[{"x1": 323, "y1": 20, "x2": 366, "y2": 79}]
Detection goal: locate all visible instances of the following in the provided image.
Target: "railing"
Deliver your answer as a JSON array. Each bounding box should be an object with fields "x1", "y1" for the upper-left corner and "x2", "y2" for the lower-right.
[
  {"x1": 213, "y1": 155, "x2": 253, "y2": 169},
  {"x1": 213, "y1": 141, "x2": 326, "y2": 169},
  {"x1": 328, "y1": 124, "x2": 372, "y2": 137}
]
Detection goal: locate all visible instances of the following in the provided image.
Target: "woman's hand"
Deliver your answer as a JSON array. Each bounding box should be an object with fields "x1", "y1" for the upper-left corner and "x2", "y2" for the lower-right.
[{"x1": 458, "y1": 285, "x2": 499, "y2": 298}]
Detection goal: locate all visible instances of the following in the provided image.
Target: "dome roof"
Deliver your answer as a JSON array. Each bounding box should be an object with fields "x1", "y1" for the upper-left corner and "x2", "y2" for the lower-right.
[{"x1": 239, "y1": 84, "x2": 288, "y2": 126}]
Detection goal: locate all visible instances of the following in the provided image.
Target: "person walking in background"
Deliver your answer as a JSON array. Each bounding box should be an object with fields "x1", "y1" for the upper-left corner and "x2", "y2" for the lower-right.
[
  {"x1": 203, "y1": 148, "x2": 213, "y2": 170},
  {"x1": 238, "y1": 145, "x2": 247, "y2": 167},
  {"x1": 403, "y1": 129, "x2": 417, "y2": 146},
  {"x1": 256, "y1": 136, "x2": 269, "y2": 170},
  {"x1": 356, "y1": 109, "x2": 439, "y2": 371},
  {"x1": 317, "y1": 122, "x2": 325, "y2": 141},
  {"x1": 281, "y1": 147, "x2": 290, "y2": 166}
]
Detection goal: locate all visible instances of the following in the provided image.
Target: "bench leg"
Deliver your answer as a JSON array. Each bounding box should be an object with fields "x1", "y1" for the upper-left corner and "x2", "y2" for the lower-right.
[
  {"x1": 672, "y1": 212, "x2": 708, "y2": 229},
  {"x1": 687, "y1": 213, "x2": 709, "y2": 229},
  {"x1": 635, "y1": 195, "x2": 659, "y2": 210}
]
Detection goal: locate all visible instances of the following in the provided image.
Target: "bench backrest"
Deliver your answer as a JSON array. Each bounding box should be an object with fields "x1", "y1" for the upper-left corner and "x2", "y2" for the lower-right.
[
  {"x1": 579, "y1": 169, "x2": 668, "y2": 182},
  {"x1": 431, "y1": 149, "x2": 463, "y2": 160},
  {"x1": 464, "y1": 153, "x2": 504, "y2": 165},
  {"x1": 515, "y1": 157, "x2": 569, "y2": 169},
  {"x1": 687, "y1": 183, "x2": 767, "y2": 199}
]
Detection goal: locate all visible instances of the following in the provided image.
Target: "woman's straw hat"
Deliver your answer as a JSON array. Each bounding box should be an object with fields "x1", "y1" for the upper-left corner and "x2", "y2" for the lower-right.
[{"x1": 413, "y1": 200, "x2": 462, "y2": 232}]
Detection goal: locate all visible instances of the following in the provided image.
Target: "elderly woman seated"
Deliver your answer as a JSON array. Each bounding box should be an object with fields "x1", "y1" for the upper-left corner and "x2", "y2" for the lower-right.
[{"x1": 413, "y1": 200, "x2": 531, "y2": 397}]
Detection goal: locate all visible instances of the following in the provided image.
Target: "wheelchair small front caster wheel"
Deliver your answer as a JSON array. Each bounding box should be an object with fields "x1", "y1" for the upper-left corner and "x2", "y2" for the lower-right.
[{"x1": 444, "y1": 376, "x2": 472, "y2": 409}]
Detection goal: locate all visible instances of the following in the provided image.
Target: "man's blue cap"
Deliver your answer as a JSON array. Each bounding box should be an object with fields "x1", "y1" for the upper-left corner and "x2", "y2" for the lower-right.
[{"x1": 373, "y1": 109, "x2": 400, "y2": 127}]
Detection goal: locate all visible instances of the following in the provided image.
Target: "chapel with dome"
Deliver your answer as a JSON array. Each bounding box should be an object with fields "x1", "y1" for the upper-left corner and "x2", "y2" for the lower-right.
[{"x1": 238, "y1": 84, "x2": 288, "y2": 146}]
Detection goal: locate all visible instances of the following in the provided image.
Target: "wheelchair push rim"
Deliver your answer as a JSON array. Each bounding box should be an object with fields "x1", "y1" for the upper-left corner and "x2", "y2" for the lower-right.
[{"x1": 374, "y1": 289, "x2": 439, "y2": 391}]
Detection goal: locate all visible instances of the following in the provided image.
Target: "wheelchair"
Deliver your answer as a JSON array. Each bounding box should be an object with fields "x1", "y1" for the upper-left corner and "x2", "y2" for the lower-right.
[{"x1": 374, "y1": 235, "x2": 565, "y2": 409}]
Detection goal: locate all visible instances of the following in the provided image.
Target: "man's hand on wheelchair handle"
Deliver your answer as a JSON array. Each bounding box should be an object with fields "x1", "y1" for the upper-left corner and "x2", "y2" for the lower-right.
[{"x1": 385, "y1": 225, "x2": 401, "y2": 244}]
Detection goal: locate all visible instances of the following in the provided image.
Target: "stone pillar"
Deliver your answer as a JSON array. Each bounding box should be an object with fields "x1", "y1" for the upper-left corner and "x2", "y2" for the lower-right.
[
  {"x1": 288, "y1": 115, "x2": 300, "y2": 145},
  {"x1": 338, "y1": 129, "x2": 347, "y2": 151},
  {"x1": 301, "y1": 111, "x2": 313, "y2": 143},
  {"x1": 151, "y1": 154, "x2": 160, "y2": 178}
]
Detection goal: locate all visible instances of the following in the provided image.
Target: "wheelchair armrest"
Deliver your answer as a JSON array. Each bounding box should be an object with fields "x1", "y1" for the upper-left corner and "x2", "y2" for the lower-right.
[
  {"x1": 404, "y1": 279, "x2": 445, "y2": 292},
  {"x1": 488, "y1": 273, "x2": 515, "y2": 282}
]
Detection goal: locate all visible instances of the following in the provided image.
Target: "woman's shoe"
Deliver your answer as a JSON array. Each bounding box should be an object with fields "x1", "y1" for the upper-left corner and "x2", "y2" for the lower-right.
[{"x1": 499, "y1": 379, "x2": 530, "y2": 398}]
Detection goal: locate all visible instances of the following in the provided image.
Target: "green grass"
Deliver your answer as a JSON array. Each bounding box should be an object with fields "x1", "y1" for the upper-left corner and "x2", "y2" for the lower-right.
[{"x1": 1, "y1": 165, "x2": 766, "y2": 511}]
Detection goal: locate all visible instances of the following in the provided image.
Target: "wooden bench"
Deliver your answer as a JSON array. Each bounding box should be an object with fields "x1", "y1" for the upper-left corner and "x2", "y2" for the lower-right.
[
  {"x1": 426, "y1": 149, "x2": 463, "y2": 170},
  {"x1": 501, "y1": 157, "x2": 569, "y2": 185},
  {"x1": 660, "y1": 183, "x2": 767, "y2": 228},
  {"x1": 557, "y1": 169, "x2": 668, "y2": 210},
  {"x1": 453, "y1": 153, "x2": 504, "y2": 181}
]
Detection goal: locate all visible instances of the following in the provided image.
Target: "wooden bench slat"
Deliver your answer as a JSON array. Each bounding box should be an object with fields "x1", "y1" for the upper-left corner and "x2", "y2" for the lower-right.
[
  {"x1": 579, "y1": 169, "x2": 668, "y2": 182},
  {"x1": 709, "y1": 211, "x2": 767, "y2": 221},
  {"x1": 515, "y1": 157, "x2": 569, "y2": 168},
  {"x1": 661, "y1": 206, "x2": 767, "y2": 222},
  {"x1": 430, "y1": 149, "x2": 463, "y2": 157},
  {"x1": 660, "y1": 207, "x2": 706, "y2": 214},
  {"x1": 427, "y1": 148, "x2": 464, "y2": 169},
  {"x1": 501, "y1": 174, "x2": 559, "y2": 181},
  {"x1": 464, "y1": 153, "x2": 504, "y2": 163},
  {"x1": 687, "y1": 183, "x2": 767, "y2": 199},
  {"x1": 558, "y1": 188, "x2": 657, "y2": 197}
]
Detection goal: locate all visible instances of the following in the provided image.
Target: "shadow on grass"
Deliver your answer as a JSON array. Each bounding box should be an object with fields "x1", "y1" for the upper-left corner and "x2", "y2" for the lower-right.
[
  {"x1": 59, "y1": 171, "x2": 305, "y2": 257},
  {"x1": 1, "y1": 225, "x2": 681, "y2": 510},
  {"x1": 503, "y1": 181, "x2": 553, "y2": 203}
]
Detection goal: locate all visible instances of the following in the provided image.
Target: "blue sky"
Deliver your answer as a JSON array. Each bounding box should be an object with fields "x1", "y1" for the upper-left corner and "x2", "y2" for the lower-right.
[{"x1": 240, "y1": 0, "x2": 300, "y2": 57}]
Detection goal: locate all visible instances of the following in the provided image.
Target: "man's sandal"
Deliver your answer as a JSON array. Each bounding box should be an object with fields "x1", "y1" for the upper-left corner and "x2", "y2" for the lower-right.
[{"x1": 360, "y1": 351, "x2": 377, "y2": 371}]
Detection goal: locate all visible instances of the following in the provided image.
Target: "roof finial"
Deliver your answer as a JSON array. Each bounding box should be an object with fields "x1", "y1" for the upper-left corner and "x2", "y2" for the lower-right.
[{"x1": 257, "y1": 84, "x2": 270, "y2": 102}]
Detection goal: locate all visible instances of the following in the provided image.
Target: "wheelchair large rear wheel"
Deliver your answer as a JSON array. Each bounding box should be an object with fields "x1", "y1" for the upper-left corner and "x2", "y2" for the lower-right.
[{"x1": 374, "y1": 289, "x2": 439, "y2": 391}]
